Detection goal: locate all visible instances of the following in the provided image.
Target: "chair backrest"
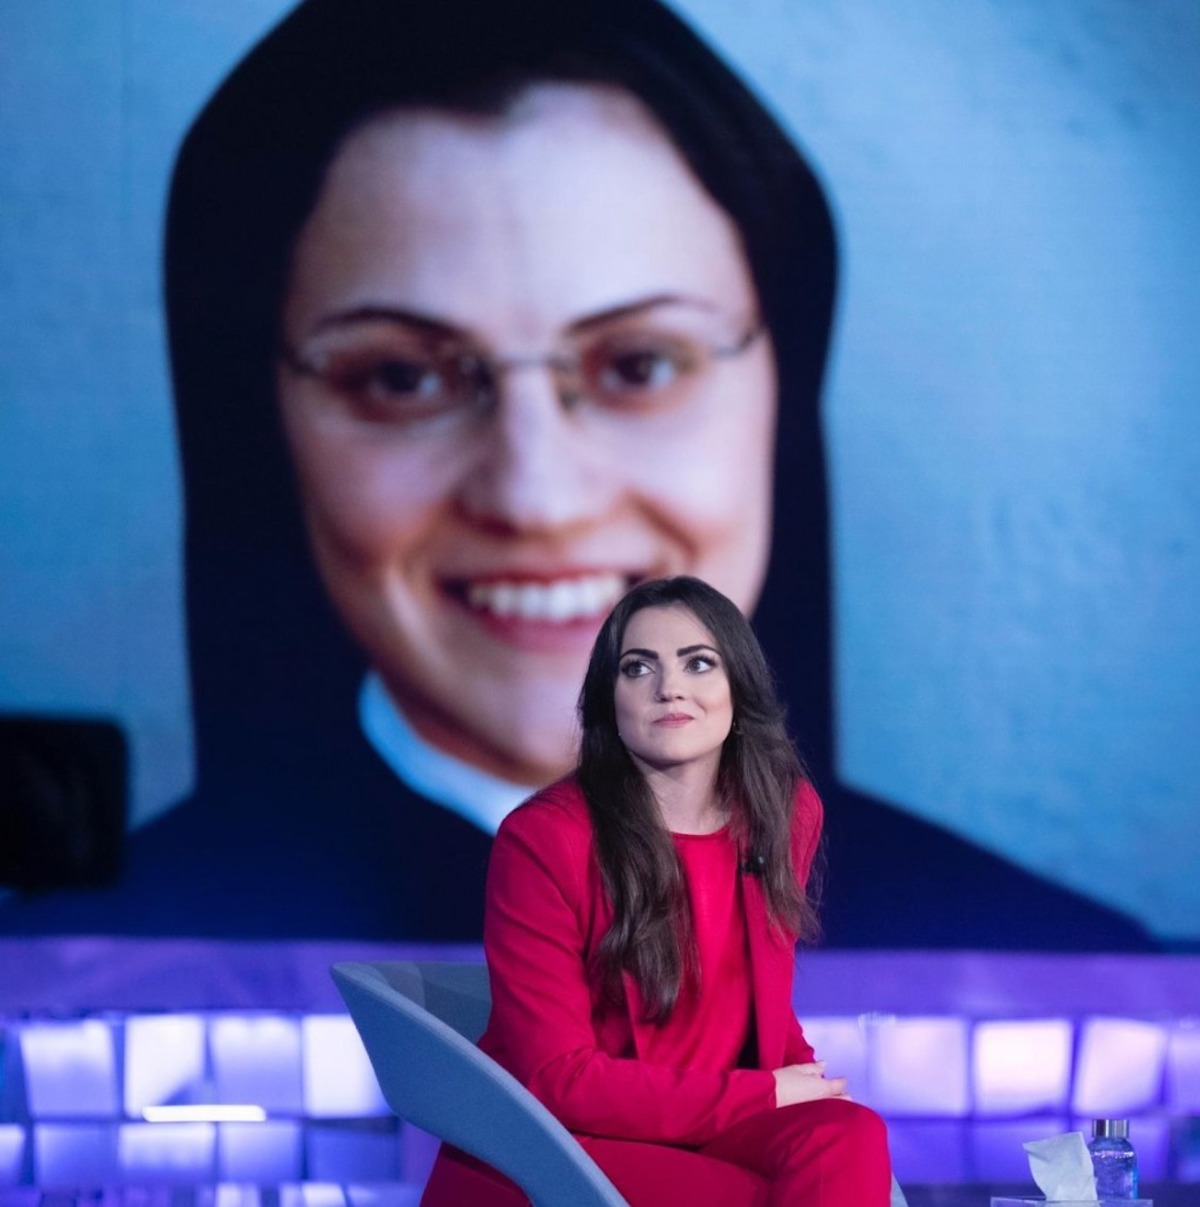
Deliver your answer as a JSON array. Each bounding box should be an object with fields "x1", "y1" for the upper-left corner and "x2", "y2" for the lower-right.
[
  {"x1": 332, "y1": 959, "x2": 907, "y2": 1207},
  {"x1": 331, "y1": 959, "x2": 628, "y2": 1207}
]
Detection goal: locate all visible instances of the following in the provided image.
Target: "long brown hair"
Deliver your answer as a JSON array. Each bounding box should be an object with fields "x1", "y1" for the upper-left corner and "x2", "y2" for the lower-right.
[{"x1": 577, "y1": 576, "x2": 821, "y2": 1021}]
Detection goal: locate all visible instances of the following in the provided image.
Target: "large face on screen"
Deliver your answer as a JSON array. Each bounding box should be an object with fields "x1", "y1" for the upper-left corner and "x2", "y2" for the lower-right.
[{"x1": 276, "y1": 83, "x2": 777, "y2": 785}]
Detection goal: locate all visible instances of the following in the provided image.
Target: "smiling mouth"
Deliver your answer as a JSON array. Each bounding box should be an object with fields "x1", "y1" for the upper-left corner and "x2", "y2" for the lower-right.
[{"x1": 457, "y1": 572, "x2": 631, "y2": 623}]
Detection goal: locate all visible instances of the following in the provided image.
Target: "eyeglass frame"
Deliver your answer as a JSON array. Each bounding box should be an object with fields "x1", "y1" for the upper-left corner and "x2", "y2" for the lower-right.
[{"x1": 276, "y1": 312, "x2": 767, "y2": 419}]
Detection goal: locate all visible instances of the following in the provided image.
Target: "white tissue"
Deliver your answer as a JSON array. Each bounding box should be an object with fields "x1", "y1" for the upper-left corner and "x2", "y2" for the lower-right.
[{"x1": 1023, "y1": 1131, "x2": 1098, "y2": 1203}]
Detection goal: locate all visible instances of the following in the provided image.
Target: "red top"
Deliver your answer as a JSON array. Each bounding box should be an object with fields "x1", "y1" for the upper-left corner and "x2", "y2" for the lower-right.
[{"x1": 641, "y1": 827, "x2": 752, "y2": 1073}]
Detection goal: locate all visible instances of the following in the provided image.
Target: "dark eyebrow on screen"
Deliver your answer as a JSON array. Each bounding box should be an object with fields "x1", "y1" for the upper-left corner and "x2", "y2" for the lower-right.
[
  {"x1": 308, "y1": 306, "x2": 465, "y2": 340},
  {"x1": 568, "y1": 294, "x2": 717, "y2": 335},
  {"x1": 306, "y1": 293, "x2": 718, "y2": 342},
  {"x1": 619, "y1": 647, "x2": 659, "y2": 661}
]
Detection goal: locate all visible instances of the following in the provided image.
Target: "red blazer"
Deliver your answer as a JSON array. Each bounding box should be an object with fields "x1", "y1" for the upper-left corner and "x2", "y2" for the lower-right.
[{"x1": 478, "y1": 776, "x2": 823, "y2": 1148}]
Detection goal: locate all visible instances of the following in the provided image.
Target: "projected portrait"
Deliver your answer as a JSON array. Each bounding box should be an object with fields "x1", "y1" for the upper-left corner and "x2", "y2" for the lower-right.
[{"x1": 0, "y1": 0, "x2": 1161, "y2": 949}]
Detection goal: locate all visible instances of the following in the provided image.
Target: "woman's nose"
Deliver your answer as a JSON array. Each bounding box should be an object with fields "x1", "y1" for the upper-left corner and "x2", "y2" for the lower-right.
[{"x1": 457, "y1": 363, "x2": 610, "y2": 532}]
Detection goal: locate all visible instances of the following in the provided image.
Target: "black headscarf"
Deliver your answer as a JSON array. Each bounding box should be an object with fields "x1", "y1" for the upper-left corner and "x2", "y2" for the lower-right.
[{"x1": 166, "y1": 0, "x2": 839, "y2": 795}]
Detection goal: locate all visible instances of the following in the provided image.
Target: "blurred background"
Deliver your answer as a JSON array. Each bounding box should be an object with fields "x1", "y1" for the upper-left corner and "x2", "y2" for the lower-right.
[{"x1": 1, "y1": 0, "x2": 1198, "y2": 1195}]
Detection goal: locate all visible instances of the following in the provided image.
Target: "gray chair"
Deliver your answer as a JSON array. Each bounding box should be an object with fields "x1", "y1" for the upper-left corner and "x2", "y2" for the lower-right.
[
  {"x1": 332, "y1": 960, "x2": 626, "y2": 1205},
  {"x1": 331, "y1": 959, "x2": 907, "y2": 1207}
]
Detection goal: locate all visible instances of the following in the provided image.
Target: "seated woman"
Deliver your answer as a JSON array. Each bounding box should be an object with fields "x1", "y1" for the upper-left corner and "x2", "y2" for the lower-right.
[{"x1": 423, "y1": 576, "x2": 892, "y2": 1206}]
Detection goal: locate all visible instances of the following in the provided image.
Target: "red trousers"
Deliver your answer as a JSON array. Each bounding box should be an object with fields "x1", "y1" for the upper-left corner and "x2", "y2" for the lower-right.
[{"x1": 422, "y1": 1099, "x2": 891, "y2": 1206}]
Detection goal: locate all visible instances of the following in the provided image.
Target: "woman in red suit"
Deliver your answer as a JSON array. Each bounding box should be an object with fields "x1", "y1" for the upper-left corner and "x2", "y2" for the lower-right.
[{"x1": 424, "y1": 576, "x2": 892, "y2": 1206}]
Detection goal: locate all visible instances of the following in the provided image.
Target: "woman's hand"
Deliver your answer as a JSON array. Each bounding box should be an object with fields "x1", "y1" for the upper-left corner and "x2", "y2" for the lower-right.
[{"x1": 772, "y1": 1061, "x2": 850, "y2": 1108}]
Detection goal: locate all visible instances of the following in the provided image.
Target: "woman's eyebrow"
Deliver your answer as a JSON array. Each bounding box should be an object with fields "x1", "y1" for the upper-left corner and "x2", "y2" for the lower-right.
[
  {"x1": 568, "y1": 293, "x2": 718, "y2": 334},
  {"x1": 619, "y1": 647, "x2": 659, "y2": 660},
  {"x1": 308, "y1": 305, "x2": 467, "y2": 340},
  {"x1": 306, "y1": 294, "x2": 724, "y2": 343},
  {"x1": 677, "y1": 644, "x2": 718, "y2": 657}
]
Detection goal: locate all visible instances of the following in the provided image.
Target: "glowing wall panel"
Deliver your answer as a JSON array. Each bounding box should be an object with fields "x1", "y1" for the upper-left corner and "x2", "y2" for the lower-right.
[
  {"x1": 19, "y1": 1023, "x2": 118, "y2": 1119},
  {"x1": 211, "y1": 1015, "x2": 305, "y2": 1115},
  {"x1": 1166, "y1": 1021, "x2": 1200, "y2": 1112},
  {"x1": 799, "y1": 1017, "x2": 868, "y2": 1089},
  {"x1": 972, "y1": 1019, "x2": 1073, "y2": 1116},
  {"x1": 0, "y1": 1125, "x2": 25, "y2": 1186},
  {"x1": 33, "y1": 1123, "x2": 119, "y2": 1186},
  {"x1": 300, "y1": 1018, "x2": 387, "y2": 1119},
  {"x1": 1072, "y1": 1017, "x2": 1168, "y2": 1117},
  {"x1": 124, "y1": 1015, "x2": 206, "y2": 1117},
  {"x1": 217, "y1": 1120, "x2": 302, "y2": 1183},
  {"x1": 867, "y1": 1017, "x2": 970, "y2": 1116},
  {"x1": 117, "y1": 1121, "x2": 215, "y2": 1183}
]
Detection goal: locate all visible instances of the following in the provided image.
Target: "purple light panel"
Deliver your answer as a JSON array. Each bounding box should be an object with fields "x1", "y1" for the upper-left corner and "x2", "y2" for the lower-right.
[
  {"x1": 123, "y1": 1015, "x2": 206, "y2": 1117},
  {"x1": 800, "y1": 1017, "x2": 869, "y2": 1089},
  {"x1": 300, "y1": 1017, "x2": 388, "y2": 1119},
  {"x1": 217, "y1": 1120, "x2": 303, "y2": 1183},
  {"x1": 1167, "y1": 1020, "x2": 1200, "y2": 1111},
  {"x1": 117, "y1": 1121, "x2": 215, "y2": 1182},
  {"x1": 0, "y1": 1126, "x2": 24, "y2": 1187},
  {"x1": 867, "y1": 1017, "x2": 970, "y2": 1116},
  {"x1": 19, "y1": 1022, "x2": 118, "y2": 1119},
  {"x1": 211, "y1": 1015, "x2": 305, "y2": 1115},
  {"x1": 32, "y1": 1123, "x2": 119, "y2": 1186},
  {"x1": 972, "y1": 1019, "x2": 1073, "y2": 1116},
  {"x1": 279, "y1": 1184, "x2": 349, "y2": 1207},
  {"x1": 1072, "y1": 1017, "x2": 1169, "y2": 1116}
]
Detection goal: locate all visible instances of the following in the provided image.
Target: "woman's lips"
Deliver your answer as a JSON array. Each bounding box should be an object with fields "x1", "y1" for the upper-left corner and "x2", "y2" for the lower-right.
[{"x1": 655, "y1": 713, "x2": 694, "y2": 727}]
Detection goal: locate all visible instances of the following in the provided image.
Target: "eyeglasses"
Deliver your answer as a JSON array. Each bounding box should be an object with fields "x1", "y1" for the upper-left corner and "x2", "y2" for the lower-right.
[{"x1": 279, "y1": 303, "x2": 765, "y2": 436}]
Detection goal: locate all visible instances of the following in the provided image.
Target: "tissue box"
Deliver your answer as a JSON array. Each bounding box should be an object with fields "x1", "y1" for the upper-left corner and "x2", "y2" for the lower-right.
[{"x1": 990, "y1": 1199, "x2": 1154, "y2": 1206}]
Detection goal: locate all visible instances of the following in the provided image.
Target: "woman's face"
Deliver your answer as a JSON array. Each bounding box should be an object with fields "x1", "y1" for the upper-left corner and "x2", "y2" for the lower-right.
[
  {"x1": 277, "y1": 83, "x2": 777, "y2": 785},
  {"x1": 614, "y1": 604, "x2": 734, "y2": 780}
]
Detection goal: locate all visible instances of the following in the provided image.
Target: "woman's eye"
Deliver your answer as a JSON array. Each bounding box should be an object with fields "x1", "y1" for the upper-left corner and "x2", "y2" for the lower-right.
[
  {"x1": 337, "y1": 356, "x2": 446, "y2": 406},
  {"x1": 308, "y1": 343, "x2": 488, "y2": 426},
  {"x1": 620, "y1": 659, "x2": 650, "y2": 678},
  {"x1": 685, "y1": 655, "x2": 717, "y2": 672},
  {"x1": 587, "y1": 335, "x2": 701, "y2": 401}
]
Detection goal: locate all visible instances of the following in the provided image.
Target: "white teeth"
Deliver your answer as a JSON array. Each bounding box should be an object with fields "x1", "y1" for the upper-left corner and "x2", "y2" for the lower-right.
[
  {"x1": 467, "y1": 574, "x2": 626, "y2": 622},
  {"x1": 491, "y1": 584, "x2": 519, "y2": 617}
]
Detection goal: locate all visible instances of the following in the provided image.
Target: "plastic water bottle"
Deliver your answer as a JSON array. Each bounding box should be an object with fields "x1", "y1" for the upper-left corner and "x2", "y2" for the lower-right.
[{"x1": 1088, "y1": 1119, "x2": 1139, "y2": 1199}]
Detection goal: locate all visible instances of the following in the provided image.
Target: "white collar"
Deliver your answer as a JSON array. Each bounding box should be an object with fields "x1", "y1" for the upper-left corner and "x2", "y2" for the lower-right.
[{"x1": 358, "y1": 672, "x2": 533, "y2": 835}]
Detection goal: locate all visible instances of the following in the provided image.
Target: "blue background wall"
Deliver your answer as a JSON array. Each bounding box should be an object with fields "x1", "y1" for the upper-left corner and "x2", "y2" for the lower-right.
[{"x1": 1, "y1": 0, "x2": 1197, "y2": 941}]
